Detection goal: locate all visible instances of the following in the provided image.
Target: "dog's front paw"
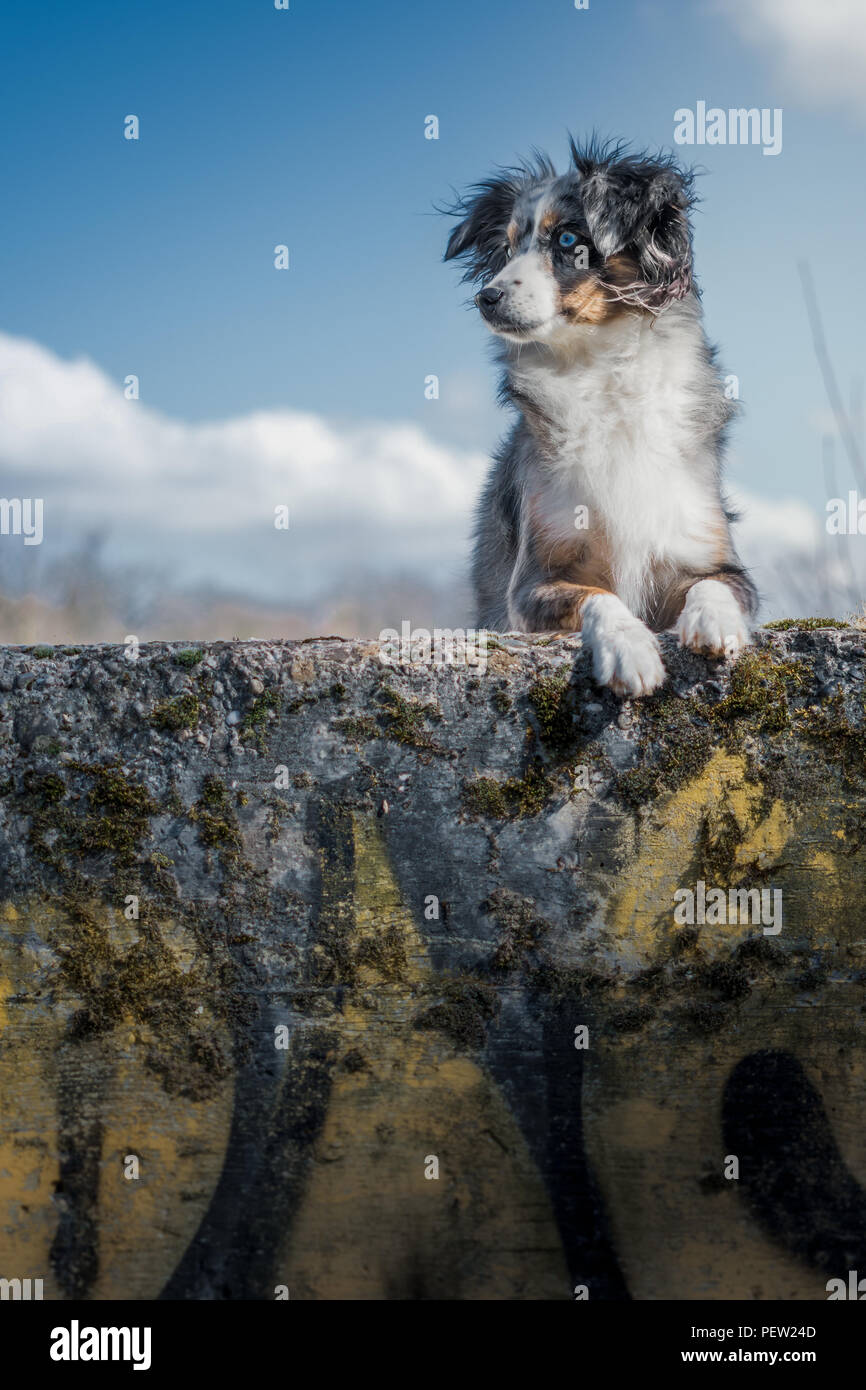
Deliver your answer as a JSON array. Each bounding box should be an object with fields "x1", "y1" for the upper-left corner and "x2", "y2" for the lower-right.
[
  {"x1": 581, "y1": 594, "x2": 666, "y2": 697},
  {"x1": 676, "y1": 579, "x2": 751, "y2": 657}
]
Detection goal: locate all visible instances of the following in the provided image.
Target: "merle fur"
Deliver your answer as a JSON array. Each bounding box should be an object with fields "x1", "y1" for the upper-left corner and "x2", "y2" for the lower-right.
[{"x1": 443, "y1": 137, "x2": 758, "y2": 637}]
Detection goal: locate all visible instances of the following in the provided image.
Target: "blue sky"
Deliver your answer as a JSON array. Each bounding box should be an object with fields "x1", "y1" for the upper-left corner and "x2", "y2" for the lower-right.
[{"x1": 1, "y1": 0, "x2": 864, "y2": 621}]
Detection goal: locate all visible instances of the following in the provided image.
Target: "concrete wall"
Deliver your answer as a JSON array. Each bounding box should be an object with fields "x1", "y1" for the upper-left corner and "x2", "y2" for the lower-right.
[{"x1": 0, "y1": 626, "x2": 864, "y2": 1299}]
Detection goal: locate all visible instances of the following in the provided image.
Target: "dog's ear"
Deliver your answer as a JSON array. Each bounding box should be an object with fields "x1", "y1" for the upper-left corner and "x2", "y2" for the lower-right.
[
  {"x1": 443, "y1": 174, "x2": 520, "y2": 282},
  {"x1": 571, "y1": 141, "x2": 697, "y2": 311}
]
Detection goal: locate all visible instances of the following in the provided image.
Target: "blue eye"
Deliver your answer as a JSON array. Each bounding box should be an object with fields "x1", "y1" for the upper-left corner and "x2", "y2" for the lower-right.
[{"x1": 558, "y1": 230, "x2": 578, "y2": 248}]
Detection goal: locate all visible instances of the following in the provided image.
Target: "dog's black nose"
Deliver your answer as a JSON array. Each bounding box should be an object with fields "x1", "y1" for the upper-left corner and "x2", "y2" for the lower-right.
[{"x1": 476, "y1": 287, "x2": 504, "y2": 310}]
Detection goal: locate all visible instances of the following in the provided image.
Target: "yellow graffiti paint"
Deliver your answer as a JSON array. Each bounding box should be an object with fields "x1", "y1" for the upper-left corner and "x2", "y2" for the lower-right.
[
  {"x1": 604, "y1": 751, "x2": 796, "y2": 967},
  {"x1": 0, "y1": 899, "x2": 233, "y2": 1299}
]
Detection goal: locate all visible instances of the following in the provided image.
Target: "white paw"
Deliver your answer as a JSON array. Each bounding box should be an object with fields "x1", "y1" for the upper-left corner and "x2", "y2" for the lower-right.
[
  {"x1": 581, "y1": 594, "x2": 666, "y2": 698},
  {"x1": 676, "y1": 579, "x2": 751, "y2": 657}
]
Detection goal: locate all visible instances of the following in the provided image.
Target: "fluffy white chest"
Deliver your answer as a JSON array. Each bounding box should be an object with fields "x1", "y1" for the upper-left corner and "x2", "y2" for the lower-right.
[{"x1": 515, "y1": 319, "x2": 719, "y2": 614}]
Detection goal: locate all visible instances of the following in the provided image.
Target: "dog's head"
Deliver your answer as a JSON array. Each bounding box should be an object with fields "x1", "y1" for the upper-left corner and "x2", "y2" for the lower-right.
[{"x1": 444, "y1": 140, "x2": 697, "y2": 343}]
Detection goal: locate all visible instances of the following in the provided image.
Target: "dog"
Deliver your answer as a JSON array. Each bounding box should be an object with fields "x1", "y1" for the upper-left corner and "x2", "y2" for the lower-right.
[{"x1": 444, "y1": 139, "x2": 757, "y2": 697}]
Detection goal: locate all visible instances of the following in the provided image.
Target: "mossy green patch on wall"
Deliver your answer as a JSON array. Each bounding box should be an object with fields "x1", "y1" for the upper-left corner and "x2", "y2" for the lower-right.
[
  {"x1": 764, "y1": 618, "x2": 849, "y2": 631},
  {"x1": 710, "y1": 648, "x2": 806, "y2": 733},
  {"x1": 191, "y1": 774, "x2": 242, "y2": 860},
  {"x1": 527, "y1": 671, "x2": 577, "y2": 758},
  {"x1": 463, "y1": 764, "x2": 551, "y2": 819},
  {"x1": 150, "y1": 693, "x2": 201, "y2": 732},
  {"x1": 240, "y1": 688, "x2": 281, "y2": 749},
  {"x1": 377, "y1": 685, "x2": 442, "y2": 749}
]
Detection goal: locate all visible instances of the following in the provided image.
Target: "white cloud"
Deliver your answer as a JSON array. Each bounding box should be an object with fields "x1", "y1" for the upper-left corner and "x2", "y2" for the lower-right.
[
  {"x1": 0, "y1": 332, "x2": 487, "y2": 599},
  {"x1": 0, "y1": 330, "x2": 838, "y2": 619},
  {"x1": 720, "y1": 0, "x2": 866, "y2": 119},
  {"x1": 729, "y1": 485, "x2": 820, "y2": 560}
]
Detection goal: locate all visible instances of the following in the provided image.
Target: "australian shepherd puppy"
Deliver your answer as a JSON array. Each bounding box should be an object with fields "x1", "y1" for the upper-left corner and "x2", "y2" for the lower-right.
[{"x1": 445, "y1": 139, "x2": 757, "y2": 697}]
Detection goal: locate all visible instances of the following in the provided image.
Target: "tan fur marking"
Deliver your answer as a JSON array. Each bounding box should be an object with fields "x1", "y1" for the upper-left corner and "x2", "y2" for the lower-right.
[
  {"x1": 561, "y1": 276, "x2": 622, "y2": 325},
  {"x1": 561, "y1": 254, "x2": 643, "y2": 324},
  {"x1": 574, "y1": 585, "x2": 610, "y2": 613},
  {"x1": 603, "y1": 253, "x2": 641, "y2": 287},
  {"x1": 522, "y1": 581, "x2": 613, "y2": 633},
  {"x1": 528, "y1": 494, "x2": 614, "y2": 587},
  {"x1": 707, "y1": 514, "x2": 734, "y2": 567},
  {"x1": 529, "y1": 496, "x2": 585, "y2": 571}
]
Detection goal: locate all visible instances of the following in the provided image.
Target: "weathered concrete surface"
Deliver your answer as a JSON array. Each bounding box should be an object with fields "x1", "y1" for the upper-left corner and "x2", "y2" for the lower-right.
[{"x1": 1, "y1": 626, "x2": 865, "y2": 1300}]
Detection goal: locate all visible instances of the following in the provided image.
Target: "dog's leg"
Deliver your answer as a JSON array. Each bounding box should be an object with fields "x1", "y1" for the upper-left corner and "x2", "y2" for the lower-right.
[
  {"x1": 581, "y1": 591, "x2": 667, "y2": 697},
  {"x1": 675, "y1": 574, "x2": 753, "y2": 657},
  {"x1": 511, "y1": 580, "x2": 665, "y2": 698}
]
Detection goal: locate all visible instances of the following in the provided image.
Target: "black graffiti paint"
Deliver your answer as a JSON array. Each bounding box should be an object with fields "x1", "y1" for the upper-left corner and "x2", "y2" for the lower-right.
[
  {"x1": 723, "y1": 1048, "x2": 866, "y2": 1275},
  {"x1": 160, "y1": 1025, "x2": 337, "y2": 1299},
  {"x1": 49, "y1": 1041, "x2": 109, "y2": 1297},
  {"x1": 160, "y1": 797, "x2": 351, "y2": 1299}
]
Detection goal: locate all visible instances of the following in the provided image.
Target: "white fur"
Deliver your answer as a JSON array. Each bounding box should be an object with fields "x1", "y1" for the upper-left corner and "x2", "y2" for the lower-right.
[
  {"x1": 487, "y1": 250, "x2": 558, "y2": 337},
  {"x1": 677, "y1": 578, "x2": 750, "y2": 656},
  {"x1": 509, "y1": 304, "x2": 724, "y2": 623},
  {"x1": 581, "y1": 593, "x2": 665, "y2": 697}
]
